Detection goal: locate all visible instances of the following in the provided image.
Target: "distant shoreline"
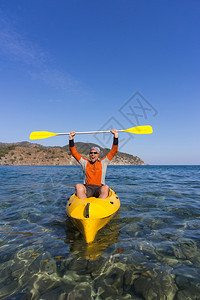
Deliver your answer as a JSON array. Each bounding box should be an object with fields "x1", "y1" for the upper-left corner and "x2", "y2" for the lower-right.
[{"x1": 0, "y1": 141, "x2": 147, "y2": 166}]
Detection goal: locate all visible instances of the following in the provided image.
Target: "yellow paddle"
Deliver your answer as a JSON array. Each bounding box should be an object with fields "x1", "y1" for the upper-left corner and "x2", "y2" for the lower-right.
[{"x1": 29, "y1": 125, "x2": 153, "y2": 140}]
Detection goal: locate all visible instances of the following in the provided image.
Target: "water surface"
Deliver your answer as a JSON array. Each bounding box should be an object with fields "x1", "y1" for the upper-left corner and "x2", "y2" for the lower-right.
[{"x1": 0, "y1": 165, "x2": 200, "y2": 299}]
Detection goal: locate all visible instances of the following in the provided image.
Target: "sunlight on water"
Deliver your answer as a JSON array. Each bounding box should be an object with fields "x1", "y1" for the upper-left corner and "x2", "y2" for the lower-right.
[{"x1": 0, "y1": 165, "x2": 200, "y2": 299}]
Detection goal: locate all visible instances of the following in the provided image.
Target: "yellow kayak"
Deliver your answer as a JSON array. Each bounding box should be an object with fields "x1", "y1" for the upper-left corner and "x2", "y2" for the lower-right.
[{"x1": 66, "y1": 188, "x2": 120, "y2": 243}]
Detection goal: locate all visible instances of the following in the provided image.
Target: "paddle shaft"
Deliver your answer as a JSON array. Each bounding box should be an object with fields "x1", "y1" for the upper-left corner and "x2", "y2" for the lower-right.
[{"x1": 57, "y1": 130, "x2": 124, "y2": 135}]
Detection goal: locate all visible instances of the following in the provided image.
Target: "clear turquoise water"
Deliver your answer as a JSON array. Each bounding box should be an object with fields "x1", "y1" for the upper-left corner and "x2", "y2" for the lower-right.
[{"x1": 0, "y1": 165, "x2": 200, "y2": 299}]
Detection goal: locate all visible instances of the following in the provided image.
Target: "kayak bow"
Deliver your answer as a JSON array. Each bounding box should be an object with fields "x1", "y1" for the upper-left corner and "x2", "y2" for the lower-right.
[{"x1": 66, "y1": 189, "x2": 120, "y2": 243}]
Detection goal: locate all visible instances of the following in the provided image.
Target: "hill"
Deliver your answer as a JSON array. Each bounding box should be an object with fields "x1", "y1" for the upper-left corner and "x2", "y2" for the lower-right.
[{"x1": 0, "y1": 142, "x2": 147, "y2": 166}]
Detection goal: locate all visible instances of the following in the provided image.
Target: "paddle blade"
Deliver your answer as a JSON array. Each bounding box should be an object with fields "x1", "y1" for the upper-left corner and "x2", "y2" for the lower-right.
[
  {"x1": 123, "y1": 125, "x2": 153, "y2": 134},
  {"x1": 29, "y1": 131, "x2": 58, "y2": 140}
]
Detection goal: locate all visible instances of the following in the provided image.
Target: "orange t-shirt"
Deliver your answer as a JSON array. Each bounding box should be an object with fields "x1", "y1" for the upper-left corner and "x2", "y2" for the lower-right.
[{"x1": 70, "y1": 140, "x2": 118, "y2": 186}]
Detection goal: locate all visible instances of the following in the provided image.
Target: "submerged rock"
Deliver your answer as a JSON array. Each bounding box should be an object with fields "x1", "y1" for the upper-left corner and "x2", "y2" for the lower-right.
[
  {"x1": 134, "y1": 272, "x2": 178, "y2": 300},
  {"x1": 175, "y1": 265, "x2": 200, "y2": 299},
  {"x1": 38, "y1": 287, "x2": 68, "y2": 300},
  {"x1": 0, "y1": 274, "x2": 19, "y2": 299},
  {"x1": 94, "y1": 263, "x2": 126, "y2": 299},
  {"x1": 175, "y1": 287, "x2": 200, "y2": 300},
  {"x1": 67, "y1": 283, "x2": 91, "y2": 300},
  {"x1": 87, "y1": 256, "x2": 108, "y2": 279},
  {"x1": 67, "y1": 258, "x2": 88, "y2": 272},
  {"x1": 123, "y1": 268, "x2": 140, "y2": 292}
]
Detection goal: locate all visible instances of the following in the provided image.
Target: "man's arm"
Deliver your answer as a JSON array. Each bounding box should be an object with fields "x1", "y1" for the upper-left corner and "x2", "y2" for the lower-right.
[
  {"x1": 69, "y1": 131, "x2": 82, "y2": 162},
  {"x1": 105, "y1": 129, "x2": 118, "y2": 161}
]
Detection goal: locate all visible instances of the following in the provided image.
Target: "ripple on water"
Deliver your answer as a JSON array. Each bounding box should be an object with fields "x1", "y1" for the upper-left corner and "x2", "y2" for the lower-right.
[{"x1": 0, "y1": 165, "x2": 200, "y2": 299}]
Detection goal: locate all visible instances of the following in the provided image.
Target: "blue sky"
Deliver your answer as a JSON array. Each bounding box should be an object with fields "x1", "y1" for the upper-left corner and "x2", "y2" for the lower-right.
[{"x1": 0, "y1": 0, "x2": 199, "y2": 165}]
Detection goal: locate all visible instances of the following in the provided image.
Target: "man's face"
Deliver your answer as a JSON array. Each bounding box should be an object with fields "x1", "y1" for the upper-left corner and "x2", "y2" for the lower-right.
[{"x1": 89, "y1": 149, "x2": 100, "y2": 163}]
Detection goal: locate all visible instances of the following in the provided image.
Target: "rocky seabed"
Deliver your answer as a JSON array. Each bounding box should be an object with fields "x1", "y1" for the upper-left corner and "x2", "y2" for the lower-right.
[{"x1": 1, "y1": 238, "x2": 200, "y2": 300}]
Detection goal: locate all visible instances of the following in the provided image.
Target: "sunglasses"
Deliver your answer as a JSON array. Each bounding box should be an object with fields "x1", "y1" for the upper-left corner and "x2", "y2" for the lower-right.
[{"x1": 90, "y1": 151, "x2": 98, "y2": 154}]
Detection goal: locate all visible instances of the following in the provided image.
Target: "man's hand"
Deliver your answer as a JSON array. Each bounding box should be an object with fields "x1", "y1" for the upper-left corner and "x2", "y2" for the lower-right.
[
  {"x1": 69, "y1": 131, "x2": 76, "y2": 140},
  {"x1": 110, "y1": 129, "x2": 118, "y2": 138}
]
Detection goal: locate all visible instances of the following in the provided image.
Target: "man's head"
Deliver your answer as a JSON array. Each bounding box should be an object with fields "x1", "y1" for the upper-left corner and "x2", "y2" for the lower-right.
[{"x1": 89, "y1": 146, "x2": 100, "y2": 163}]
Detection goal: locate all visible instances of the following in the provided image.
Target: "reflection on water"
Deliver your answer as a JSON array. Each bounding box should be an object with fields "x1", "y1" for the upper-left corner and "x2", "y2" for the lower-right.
[
  {"x1": 64, "y1": 214, "x2": 120, "y2": 260},
  {"x1": 0, "y1": 165, "x2": 200, "y2": 299}
]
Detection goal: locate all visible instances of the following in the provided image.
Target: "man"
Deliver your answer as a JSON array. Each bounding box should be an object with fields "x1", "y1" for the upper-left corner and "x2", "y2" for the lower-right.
[{"x1": 69, "y1": 129, "x2": 118, "y2": 199}]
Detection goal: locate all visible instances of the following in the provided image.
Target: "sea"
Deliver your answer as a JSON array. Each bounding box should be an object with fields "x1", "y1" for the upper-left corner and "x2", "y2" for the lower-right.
[{"x1": 0, "y1": 165, "x2": 200, "y2": 300}]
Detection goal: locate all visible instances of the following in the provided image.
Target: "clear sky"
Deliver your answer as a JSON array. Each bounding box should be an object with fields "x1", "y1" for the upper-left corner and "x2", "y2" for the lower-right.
[{"x1": 0, "y1": 0, "x2": 199, "y2": 165}]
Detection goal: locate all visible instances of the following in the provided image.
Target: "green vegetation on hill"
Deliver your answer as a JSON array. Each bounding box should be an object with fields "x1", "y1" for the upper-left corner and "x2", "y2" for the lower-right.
[{"x1": 0, "y1": 145, "x2": 16, "y2": 159}]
